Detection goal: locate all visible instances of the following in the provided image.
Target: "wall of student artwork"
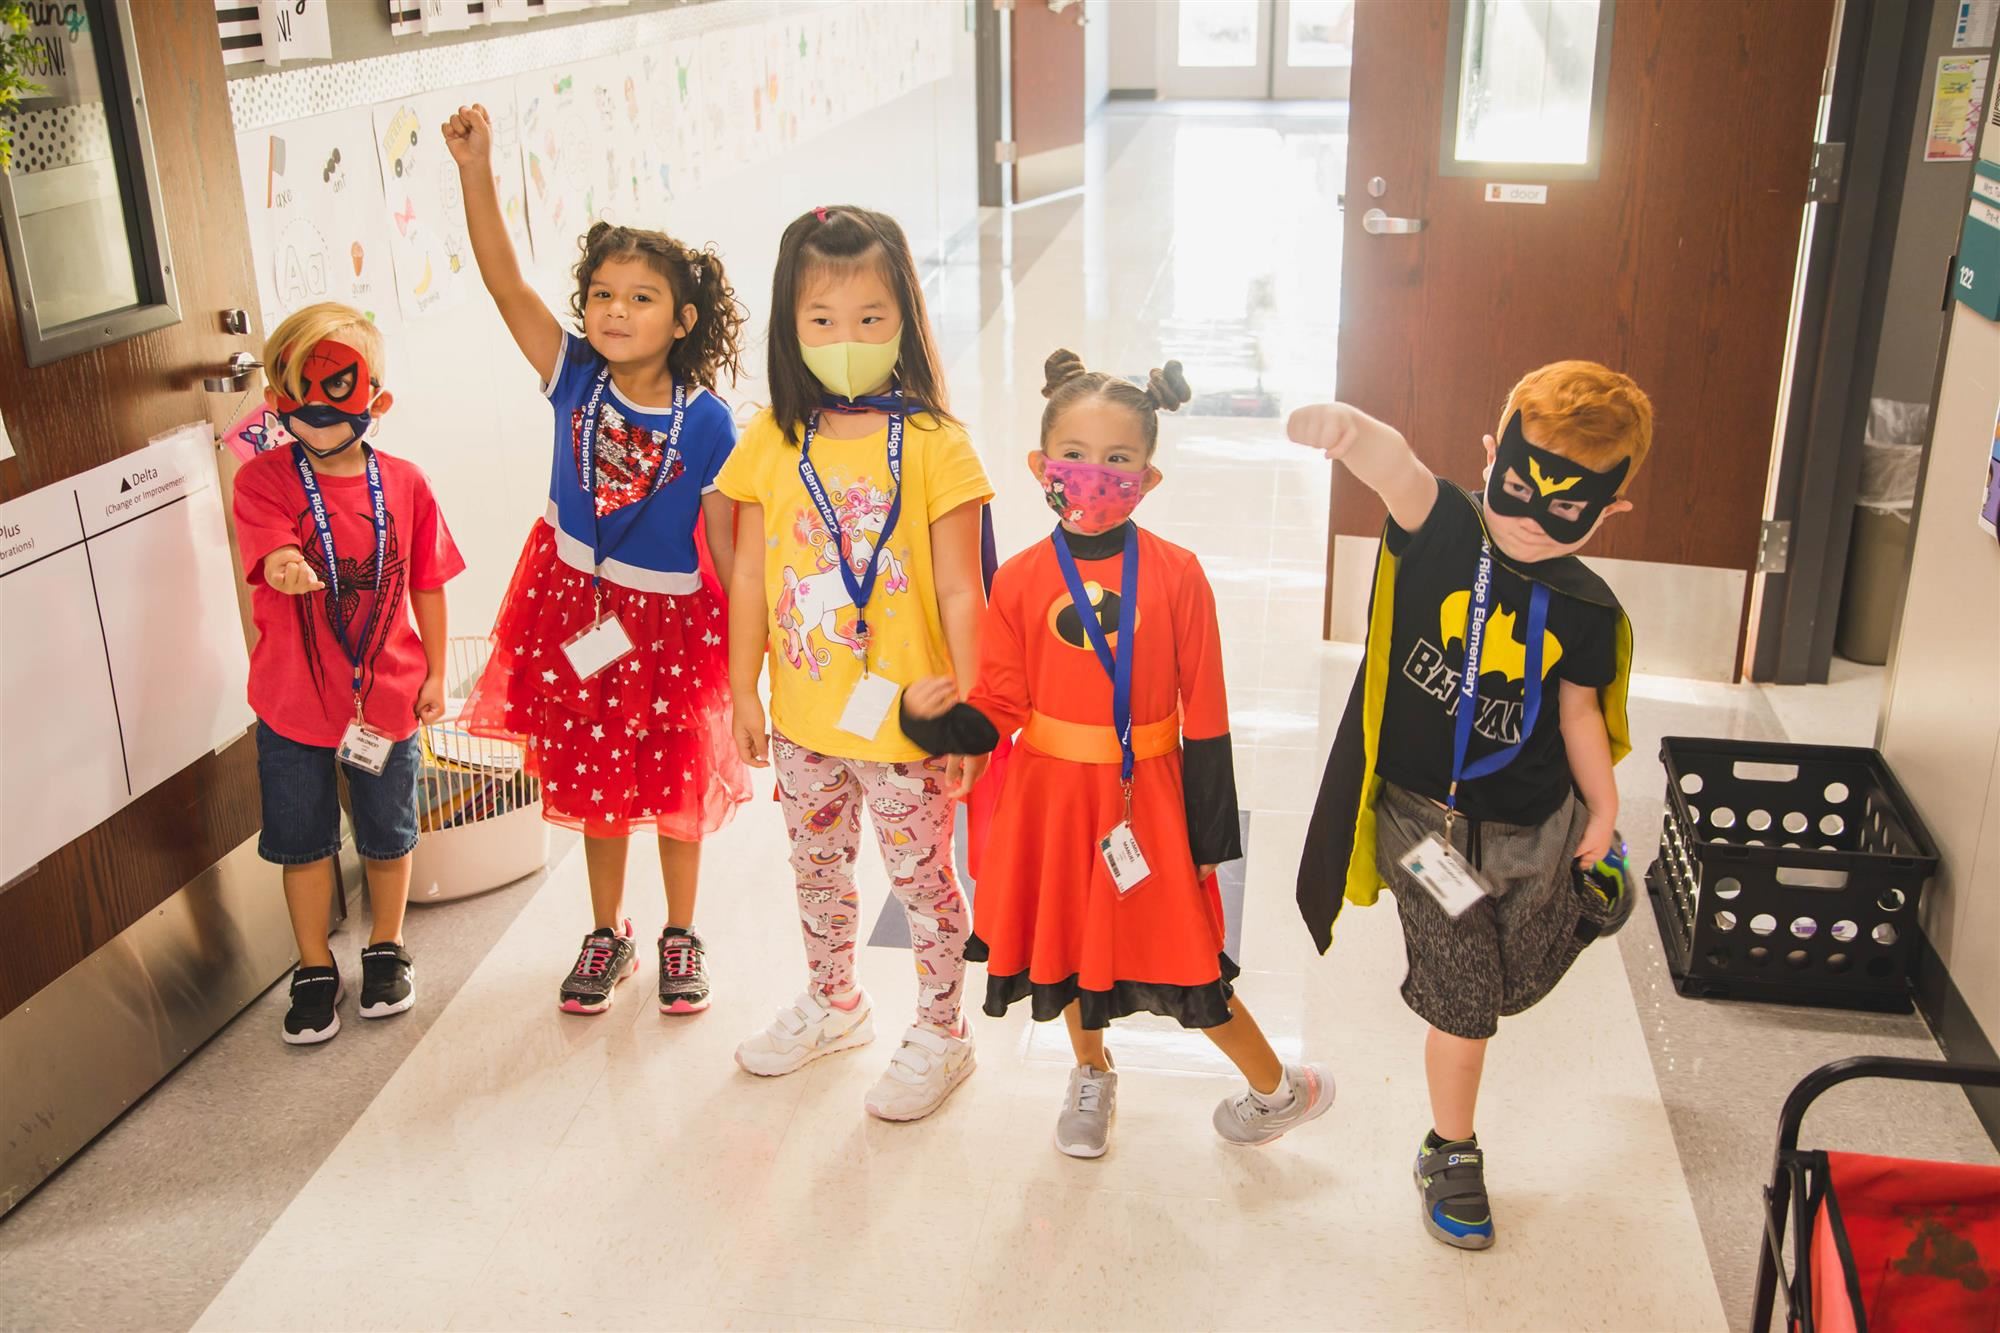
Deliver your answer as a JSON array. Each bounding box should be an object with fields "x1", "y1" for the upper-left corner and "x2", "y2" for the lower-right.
[{"x1": 228, "y1": 0, "x2": 977, "y2": 632}]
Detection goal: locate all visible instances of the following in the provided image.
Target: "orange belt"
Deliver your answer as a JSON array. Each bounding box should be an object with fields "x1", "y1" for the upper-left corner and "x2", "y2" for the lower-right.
[{"x1": 1021, "y1": 711, "x2": 1180, "y2": 765}]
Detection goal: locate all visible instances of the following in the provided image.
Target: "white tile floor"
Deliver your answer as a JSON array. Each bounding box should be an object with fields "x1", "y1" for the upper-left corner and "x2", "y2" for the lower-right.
[{"x1": 192, "y1": 107, "x2": 1739, "y2": 1333}]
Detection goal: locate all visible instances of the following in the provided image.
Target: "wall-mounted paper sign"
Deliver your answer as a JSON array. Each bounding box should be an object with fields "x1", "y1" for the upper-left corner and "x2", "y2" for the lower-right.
[{"x1": 1484, "y1": 183, "x2": 1548, "y2": 205}]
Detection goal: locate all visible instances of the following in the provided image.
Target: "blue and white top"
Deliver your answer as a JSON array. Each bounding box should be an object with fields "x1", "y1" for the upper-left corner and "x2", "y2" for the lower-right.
[{"x1": 542, "y1": 334, "x2": 736, "y2": 595}]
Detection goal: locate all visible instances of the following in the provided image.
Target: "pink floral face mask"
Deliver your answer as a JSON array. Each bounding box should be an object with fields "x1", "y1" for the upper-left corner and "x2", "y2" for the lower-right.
[{"x1": 1038, "y1": 458, "x2": 1150, "y2": 534}]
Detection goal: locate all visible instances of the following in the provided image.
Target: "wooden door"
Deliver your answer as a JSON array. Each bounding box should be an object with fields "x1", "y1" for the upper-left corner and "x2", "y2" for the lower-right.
[
  {"x1": 1330, "y1": 1, "x2": 1834, "y2": 598},
  {"x1": 1011, "y1": 0, "x2": 1087, "y2": 202},
  {"x1": 0, "y1": 1, "x2": 265, "y2": 1016}
]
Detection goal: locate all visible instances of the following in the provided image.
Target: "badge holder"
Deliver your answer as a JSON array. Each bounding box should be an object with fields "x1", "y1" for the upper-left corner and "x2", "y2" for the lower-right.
[
  {"x1": 835, "y1": 624, "x2": 902, "y2": 740},
  {"x1": 803, "y1": 412, "x2": 906, "y2": 742},
  {"x1": 563, "y1": 589, "x2": 635, "y2": 681},
  {"x1": 337, "y1": 696, "x2": 394, "y2": 775},
  {"x1": 1054, "y1": 523, "x2": 1150, "y2": 897},
  {"x1": 1401, "y1": 545, "x2": 1548, "y2": 918},
  {"x1": 1398, "y1": 809, "x2": 1488, "y2": 918},
  {"x1": 1099, "y1": 779, "x2": 1153, "y2": 895},
  {"x1": 566, "y1": 372, "x2": 683, "y2": 684}
]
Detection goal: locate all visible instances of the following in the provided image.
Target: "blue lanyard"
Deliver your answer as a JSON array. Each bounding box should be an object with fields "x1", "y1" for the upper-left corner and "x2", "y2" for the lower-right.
[
  {"x1": 797, "y1": 402, "x2": 904, "y2": 649},
  {"x1": 1447, "y1": 541, "x2": 1550, "y2": 823},
  {"x1": 1051, "y1": 523, "x2": 1141, "y2": 793},
  {"x1": 292, "y1": 442, "x2": 388, "y2": 712},
  {"x1": 577, "y1": 365, "x2": 687, "y2": 604}
]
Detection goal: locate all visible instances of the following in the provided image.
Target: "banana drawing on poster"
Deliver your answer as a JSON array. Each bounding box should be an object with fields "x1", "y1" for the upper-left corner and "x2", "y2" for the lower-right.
[{"x1": 235, "y1": 109, "x2": 401, "y2": 340}]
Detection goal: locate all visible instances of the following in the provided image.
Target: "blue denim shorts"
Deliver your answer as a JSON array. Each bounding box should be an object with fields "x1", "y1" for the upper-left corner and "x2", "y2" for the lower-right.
[{"x1": 256, "y1": 721, "x2": 421, "y2": 865}]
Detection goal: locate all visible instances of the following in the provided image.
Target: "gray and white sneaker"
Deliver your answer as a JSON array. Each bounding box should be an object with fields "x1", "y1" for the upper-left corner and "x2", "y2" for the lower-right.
[
  {"x1": 1212, "y1": 1062, "x2": 1336, "y2": 1146},
  {"x1": 1055, "y1": 1062, "x2": 1118, "y2": 1158},
  {"x1": 735, "y1": 989, "x2": 875, "y2": 1077}
]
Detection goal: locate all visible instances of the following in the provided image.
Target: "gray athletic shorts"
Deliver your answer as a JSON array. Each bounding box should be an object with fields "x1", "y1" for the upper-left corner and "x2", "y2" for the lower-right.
[{"x1": 1373, "y1": 782, "x2": 1603, "y2": 1040}]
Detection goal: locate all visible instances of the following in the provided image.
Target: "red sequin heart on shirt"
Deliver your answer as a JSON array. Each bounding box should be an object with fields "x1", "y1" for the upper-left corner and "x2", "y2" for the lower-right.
[{"x1": 572, "y1": 400, "x2": 686, "y2": 517}]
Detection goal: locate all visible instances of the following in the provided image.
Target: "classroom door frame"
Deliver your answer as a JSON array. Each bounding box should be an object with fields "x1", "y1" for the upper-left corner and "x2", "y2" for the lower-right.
[{"x1": 1747, "y1": 0, "x2": 1946, "y2": 685}]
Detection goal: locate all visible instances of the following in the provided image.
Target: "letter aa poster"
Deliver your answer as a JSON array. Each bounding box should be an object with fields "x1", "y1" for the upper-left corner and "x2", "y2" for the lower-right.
[{"x1": 235, "y1": 109, "x2": 402, "y2": 342}]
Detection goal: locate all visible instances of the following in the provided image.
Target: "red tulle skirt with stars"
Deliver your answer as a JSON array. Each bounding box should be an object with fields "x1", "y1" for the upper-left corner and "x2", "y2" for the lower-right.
[{"x1": 461, "y1": 518, "x2": 750, "y2": 840}]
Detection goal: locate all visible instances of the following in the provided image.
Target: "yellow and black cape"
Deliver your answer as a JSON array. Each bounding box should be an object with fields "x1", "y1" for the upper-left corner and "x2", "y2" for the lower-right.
[{"x1": 1296, "y1": 487, "x2": 1634, "y2": 953}]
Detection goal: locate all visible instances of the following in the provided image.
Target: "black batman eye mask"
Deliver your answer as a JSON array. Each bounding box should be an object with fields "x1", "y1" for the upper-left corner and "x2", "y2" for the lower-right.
[{"x1": 1485, "y1": 411, "x2": 1629, "y2": 543}]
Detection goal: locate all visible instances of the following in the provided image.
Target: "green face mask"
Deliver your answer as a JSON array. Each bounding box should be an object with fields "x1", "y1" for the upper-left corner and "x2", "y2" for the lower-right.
[{"x1": 800, "y1": 332, "x2": 903, "y2": 401}]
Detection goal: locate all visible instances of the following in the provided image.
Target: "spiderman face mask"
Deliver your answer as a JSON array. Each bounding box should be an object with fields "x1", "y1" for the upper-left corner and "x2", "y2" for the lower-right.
[
  {"x1": 273, "y1": 340, "x2": 379, "y2": 457},
  {"x1": 1485, "y1": 412, "x2": 1630, "y2": 544}
]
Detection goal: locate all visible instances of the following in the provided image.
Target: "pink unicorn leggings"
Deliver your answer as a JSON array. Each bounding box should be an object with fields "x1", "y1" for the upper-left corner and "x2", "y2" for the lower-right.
[{"x1": 771, "y1": 732, "x2": 967, "y2": 1030}]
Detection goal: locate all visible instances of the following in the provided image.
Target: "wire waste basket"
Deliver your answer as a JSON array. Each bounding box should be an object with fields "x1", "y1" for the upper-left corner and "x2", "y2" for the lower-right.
[{"x1": 410, "y1": 635, "x2": 547, "y2": 903}]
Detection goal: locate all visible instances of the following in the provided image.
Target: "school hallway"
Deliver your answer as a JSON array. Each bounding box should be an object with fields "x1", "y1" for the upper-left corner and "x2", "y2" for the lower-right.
[{"x1": 1, "y1": 102, "x2": 1991, "y2": 1333}]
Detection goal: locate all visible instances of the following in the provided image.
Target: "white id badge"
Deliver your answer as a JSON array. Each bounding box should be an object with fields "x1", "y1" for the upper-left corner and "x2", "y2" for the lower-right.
[
  {"x1": 337, "y1": 721, "x2": 395, "y2": 775},
  {"x1": 837, "y1": 672, "x2": 902, "y2": 739},
  {"x1": 1099, "y1": 822, "x2": 1153, "y2": 895},
  {"x1": 1398, "y1": 834, "x2": 1489, "y2": 917},
  {"x1": 562, "y1": 614, "x2": 634, "y2": 681}
]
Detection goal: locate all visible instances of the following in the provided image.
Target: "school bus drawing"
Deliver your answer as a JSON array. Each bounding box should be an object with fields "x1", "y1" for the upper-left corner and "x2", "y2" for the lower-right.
[{"x1": 384, "y1": 108, "x2": 420, "y2": 178}]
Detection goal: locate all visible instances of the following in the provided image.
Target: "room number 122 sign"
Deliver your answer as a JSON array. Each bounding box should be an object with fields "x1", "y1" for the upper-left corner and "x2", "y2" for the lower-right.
[{"x1": 1954, "y1": 163, "x2": 2000, "y2": 322}]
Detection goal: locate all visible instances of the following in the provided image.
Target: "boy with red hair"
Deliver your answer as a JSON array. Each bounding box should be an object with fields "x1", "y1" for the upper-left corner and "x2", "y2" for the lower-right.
[{"x1": 1290, "y1": 361, "x2": 1653, "y2": 1250}]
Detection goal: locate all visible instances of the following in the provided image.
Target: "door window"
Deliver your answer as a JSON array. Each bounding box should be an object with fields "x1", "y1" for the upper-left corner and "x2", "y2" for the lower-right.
[
  {"x1": 1441, "y1": 0, "x2": 1615, "y2": 176},
  {"x1": 1178, "y1": 0, "x2": 1262, "y2": 68},
  {"x1": 1285, "y1": 1, "x2": 1354, "y2": 68},
  {"x1": 0, "y1": 0, "x2": 180, "y2": 366}
]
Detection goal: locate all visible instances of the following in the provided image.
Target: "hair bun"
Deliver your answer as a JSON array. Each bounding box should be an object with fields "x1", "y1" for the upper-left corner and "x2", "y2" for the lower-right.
[
  {"x1": 1042, "y1": 348, "x2": 1089, "y2": 399},
  {"x1": 1146, "y1": 360, "x2": 1192, "y2": 413}
]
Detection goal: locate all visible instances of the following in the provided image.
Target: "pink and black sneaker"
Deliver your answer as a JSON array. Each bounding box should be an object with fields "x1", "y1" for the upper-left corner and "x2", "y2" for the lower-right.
[
  {"x1": 559, "y1": 920, "x2": 638, "y2": 1014},
  {"x1": 658, "y1": 927, "x2": 711, "y2": 1015}
]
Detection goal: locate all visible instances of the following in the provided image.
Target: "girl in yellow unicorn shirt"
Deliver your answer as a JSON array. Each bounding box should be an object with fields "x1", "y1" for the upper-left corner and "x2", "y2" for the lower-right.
[{"x1": 719, "y1": 206, "x2": 992, "y2": 1123}]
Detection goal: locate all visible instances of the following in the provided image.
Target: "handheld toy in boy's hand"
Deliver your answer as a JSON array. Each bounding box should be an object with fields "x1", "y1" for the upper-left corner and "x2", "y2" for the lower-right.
[{"x1": 1576, "y1": 834, "x2": 1633, "y2": 937}]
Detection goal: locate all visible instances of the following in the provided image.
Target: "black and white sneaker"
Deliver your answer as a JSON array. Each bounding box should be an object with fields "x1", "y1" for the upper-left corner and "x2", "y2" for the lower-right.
[
  {"x1": 283, "y1": 965, "x2": 343, "y2": 1045},
  {"x1": 359, "y1": 943, "x2": 416, "y2": 1018},
  {"x1": 658, "y1": 927, "x2": 711, "y2": 1015},
  {"x1": 559, "y1": 920, "x2": 638, "y2": 1015}
]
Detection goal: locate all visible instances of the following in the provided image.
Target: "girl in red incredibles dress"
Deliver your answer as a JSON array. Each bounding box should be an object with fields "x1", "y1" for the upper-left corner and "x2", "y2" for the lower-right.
[
  {"x1": 900, "y1": 350, "x2": 1337, "y2": 1159},
  {"x1": 445, "y1": 104, "x2": 750, "y2": 1017}
]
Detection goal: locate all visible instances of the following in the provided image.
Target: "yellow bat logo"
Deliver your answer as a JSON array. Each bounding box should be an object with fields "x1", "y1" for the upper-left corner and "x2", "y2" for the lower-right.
[
  {"x1": 1441, "y1": 593, "x2": 1564, "y2": 683},
  {"x1": 1530, "y1": 457, "x2": 1582, "y2": 497}
]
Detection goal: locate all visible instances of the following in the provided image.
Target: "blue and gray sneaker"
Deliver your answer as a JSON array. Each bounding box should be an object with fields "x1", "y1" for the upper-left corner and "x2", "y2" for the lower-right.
[{"x1": 1415, "y1": 1132, "x2": 1495, "y2": 1250}]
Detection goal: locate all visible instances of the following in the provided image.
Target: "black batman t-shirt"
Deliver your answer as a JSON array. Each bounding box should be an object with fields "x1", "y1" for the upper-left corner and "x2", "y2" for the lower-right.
[{"x1": 1374, "y1": 479, "x2": 1617, "y2": 827}]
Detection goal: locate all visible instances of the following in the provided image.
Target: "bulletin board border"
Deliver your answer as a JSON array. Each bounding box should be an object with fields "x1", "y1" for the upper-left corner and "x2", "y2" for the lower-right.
[{"x1": 228, "y1": 0, "x2": 809, "y2": 132}]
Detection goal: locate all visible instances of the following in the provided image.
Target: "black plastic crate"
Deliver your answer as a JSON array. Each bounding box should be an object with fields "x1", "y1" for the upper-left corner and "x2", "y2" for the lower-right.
[{"x1": 1644, "y1": 737, "x2": 1938, "y2": 1013}]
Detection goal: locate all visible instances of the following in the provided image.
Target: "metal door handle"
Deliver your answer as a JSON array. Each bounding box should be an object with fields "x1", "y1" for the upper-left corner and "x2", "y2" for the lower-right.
[
  {"x1": 1362, "y1": 208, "x2": 1425, "y2": 235},
  {"x1": 203, "y1": 351, "x2": 262, "y2": 394}
]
